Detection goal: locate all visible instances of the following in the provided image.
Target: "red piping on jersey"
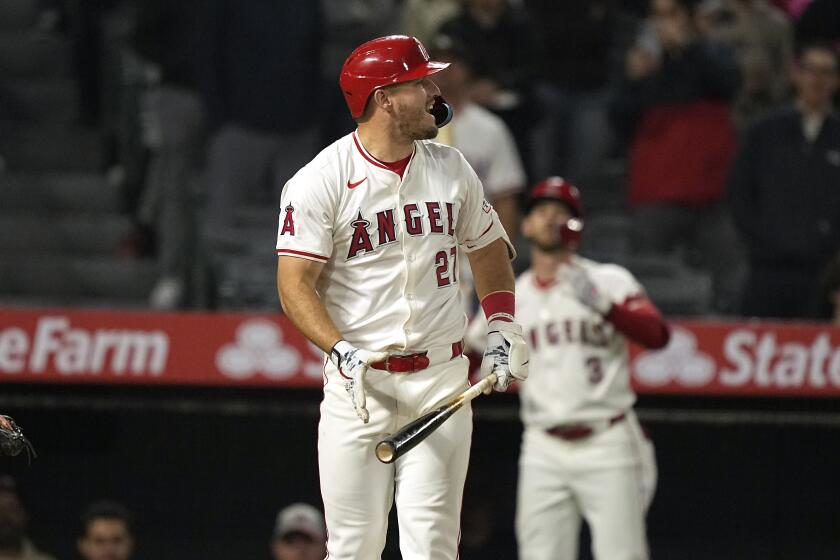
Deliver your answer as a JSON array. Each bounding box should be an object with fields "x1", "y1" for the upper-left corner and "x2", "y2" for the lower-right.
[
  {"x1": 276, "y1": 248, "x2": 329, "y2": 262},
  {"x1": 606, "y1": 295, "x2": 670, "y2": 349},
  {"x1": 532, "y1": 275, "x2": 557, "y2": 290},
  {"x1": 352, "y1": 131, "x2": 414, "y2": 178}
]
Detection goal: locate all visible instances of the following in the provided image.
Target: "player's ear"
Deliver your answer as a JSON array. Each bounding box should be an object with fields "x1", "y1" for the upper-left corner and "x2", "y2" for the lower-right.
[{"x1": 372, "y1": 89, "x2": 392, "y2": 113}]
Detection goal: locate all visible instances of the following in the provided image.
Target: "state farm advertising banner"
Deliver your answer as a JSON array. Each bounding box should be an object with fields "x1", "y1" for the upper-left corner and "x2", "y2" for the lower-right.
[
  {"x1": 0, "y1": 308, "x2": 326, "y2": 388},
  {"x1": 1, "y1": 308, "x2": 840, "y2": 396},
  {"x1": 629, "y1": 321, "x2": 840, "y2": 396}
]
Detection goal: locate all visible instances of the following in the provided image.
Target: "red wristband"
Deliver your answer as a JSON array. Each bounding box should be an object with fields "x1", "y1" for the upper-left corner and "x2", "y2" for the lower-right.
[{"x1": 481, "y1": 291, "x2": 515, "y2": 323}]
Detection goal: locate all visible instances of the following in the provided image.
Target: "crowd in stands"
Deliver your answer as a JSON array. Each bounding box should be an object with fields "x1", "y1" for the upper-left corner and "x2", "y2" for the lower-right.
[
  {"x1": 15, "y1": 0, "x2": 840, "y2": 321},
  {"x1": 0, "y1": 476, "x2": 132, "y2": 560},
  {"x1": 0, "y1": 474, "x2": 328, "y2": 560}
]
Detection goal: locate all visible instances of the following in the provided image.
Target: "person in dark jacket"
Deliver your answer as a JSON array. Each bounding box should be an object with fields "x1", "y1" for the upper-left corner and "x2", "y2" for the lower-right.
[
  {"x1": 728, "y1": 42, "x2": 840, "y2": 319},
  {"x1": 611, "y1": 0, "x2": 745, "y2": 314},
  {"x1": 199, "y1": 0, "x2": 322, "y2": 245},
  {"x1": 526, "y1": 0, "x2": 635, "y2": 184},
  {"x1": 130, "y1": 0, "x2": 206, "y2": 309}
]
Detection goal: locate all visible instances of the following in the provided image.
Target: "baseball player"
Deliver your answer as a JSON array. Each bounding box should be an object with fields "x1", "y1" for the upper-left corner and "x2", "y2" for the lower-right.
[
  {"x1": 468, "y1": 177, "x2": 669, "y2": 560},
  {"x1": 275, "y1": 35, "x2": 529, "y2": 560}
]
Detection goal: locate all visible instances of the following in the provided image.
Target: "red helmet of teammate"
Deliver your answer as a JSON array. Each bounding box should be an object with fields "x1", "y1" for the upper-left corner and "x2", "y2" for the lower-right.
[
  {"x1": 340, "y1": 35, "x2": 450, "y2": 119},
  {"x1": 528, "y1": 177, "x2": 584, "y2": 248}
]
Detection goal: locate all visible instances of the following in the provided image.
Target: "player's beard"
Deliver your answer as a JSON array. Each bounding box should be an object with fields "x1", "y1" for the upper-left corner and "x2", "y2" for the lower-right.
[
  {"x1": 528, "y1": 235, "x2": 564, "y2": 254},
  {"x1": 395, "y1": 102, "x2": 438, "y2": 141}
]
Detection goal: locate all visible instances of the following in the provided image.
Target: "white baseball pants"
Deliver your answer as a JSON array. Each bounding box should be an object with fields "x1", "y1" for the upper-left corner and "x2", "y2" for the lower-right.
[
  {"x1": 318, "y1": 357, "x2": 472, "y2": 560},
  {"x1": 516, "y1": 411, "x2": 656, "y2": 560}
]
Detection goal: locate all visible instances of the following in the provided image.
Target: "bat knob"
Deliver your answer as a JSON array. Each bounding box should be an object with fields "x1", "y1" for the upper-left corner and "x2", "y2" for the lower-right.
[{"x1": 375, "y1": 440, "x2": 397, "y2": 464}]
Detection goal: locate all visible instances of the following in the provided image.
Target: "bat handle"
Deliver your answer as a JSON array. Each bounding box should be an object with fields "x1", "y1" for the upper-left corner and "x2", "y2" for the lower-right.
[{"x1": 463, "y1": 372, "x2": 497, "y2": 401}]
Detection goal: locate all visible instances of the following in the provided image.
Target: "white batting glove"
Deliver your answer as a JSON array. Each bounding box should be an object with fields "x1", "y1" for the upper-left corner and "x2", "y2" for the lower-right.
[
  {"x1": 480, "y1": 320, "x2": 529, "y2": 392},
  {"x1": 560, "y1": 265, "x2": 612, "y2": 315},
  {"x1": 330, "y1": 340, "x2": 389, "y2": 423}
]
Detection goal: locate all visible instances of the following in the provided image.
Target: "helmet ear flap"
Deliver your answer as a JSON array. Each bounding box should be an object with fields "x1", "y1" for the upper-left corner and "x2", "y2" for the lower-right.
[
  {"x1": 431, "y1": 95, "x2": 453, "y2": 127},
  {"x1": 559, "y1": 217, "x2": 584, "y2": 249}
]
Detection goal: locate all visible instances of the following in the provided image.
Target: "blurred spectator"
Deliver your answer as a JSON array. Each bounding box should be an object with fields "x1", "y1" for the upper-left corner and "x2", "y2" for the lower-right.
[
  {"x1": 795, "y1": 0, "x2": 840, "y2": 46},
  {"x1": 129, "y1": 0, "x2": 206, "y2": 309},
  {"x1": 270, "y1": 503, "x2": 326, "y2": 560},
  {"x1": 438, "y1": 0, "x2": 539, "y2": 170},
  {"x1": 729, "y1": 42, "x2": 840, "y2": 319},
  {"x1": 696, "y1": 0, "x2": 794, "y2": 129},
  {"x1": 199, "y1": 0, "x2": 322, "y2": 247},
  {"x1": 525, "y1": 0, "x2": 632, "y2": 184},
  {"x1": 0, "y1": 476, "x2": 56, "y2": 560},
  {"x1": 65, "y1": 0, "x2": 115, "y2": 125},
  {"x1": 611, "y1": 0, "x2": 745, "y2": 314},
  {"x1": 769, "y1": 0, "x2": 811, "y2": 19},
  {"x1": 77, "y1": 501, "x2": 134, "y2": 560},
  {"x1": 319, "y1": 0, "x2": 401, "y2": 145},
  {"x1": 820, "y1": 252, "x2": 840, "y2": 324},
  {"x1": 429, "y1": 35, "x2": 526, "y2": 240},
  {"x1": 400, "y1": 0, "x2": 461, "y2": 46}
]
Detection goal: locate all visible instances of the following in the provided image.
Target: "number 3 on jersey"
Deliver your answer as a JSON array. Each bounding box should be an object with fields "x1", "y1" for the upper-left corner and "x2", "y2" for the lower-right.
[
  {"x1": 585, "y1": 356, "x2": 604, "y2": 384},
  {"x1": 435, "y1": 247, "x2": 458, "y2": 287}
]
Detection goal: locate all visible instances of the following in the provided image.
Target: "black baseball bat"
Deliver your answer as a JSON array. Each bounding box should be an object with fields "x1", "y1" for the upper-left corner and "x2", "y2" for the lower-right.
[{"x1": 375, "y1": 373, "x2": 497, "y2": 464}]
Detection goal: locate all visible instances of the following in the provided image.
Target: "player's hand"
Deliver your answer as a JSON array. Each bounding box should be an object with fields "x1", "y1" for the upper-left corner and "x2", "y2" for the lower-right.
[
  {"x1": 560, "y1": 264, "x2": 612, "y2": 315},
  {"x1": 330, "y1": 340, "x2": 388, "y2": 423},
  {"x1": 480, "y1": 320, "x2": 529, "y2": 392}
]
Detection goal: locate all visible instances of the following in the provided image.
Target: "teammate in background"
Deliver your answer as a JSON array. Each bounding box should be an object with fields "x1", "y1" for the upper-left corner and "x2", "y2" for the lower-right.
[
  {"x1": 77, "y1": 501, "x2": 135, "y2": 560},
  {"x1": 276, "y1": 35, "x2": 528, "y2": 560},
  {"x1": 0, "y1": 476, "x2": 56, "y2": 560},
  {"x1": 270, "y1": 503, "x2": 326, "y2": 560},
  {"x1": 469, "y1": 177, "x2": 669, "y2": 560}
]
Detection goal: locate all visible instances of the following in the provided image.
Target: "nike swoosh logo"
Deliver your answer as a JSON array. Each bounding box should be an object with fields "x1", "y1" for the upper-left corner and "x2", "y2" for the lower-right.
[{"x1": 347, "y1": 177, "x2": 367, "y2": 189}]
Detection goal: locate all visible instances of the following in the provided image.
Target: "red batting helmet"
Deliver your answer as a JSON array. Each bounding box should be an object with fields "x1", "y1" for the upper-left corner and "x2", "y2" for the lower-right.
[
  {"x1": 529, "y1": 177, "x2": 584, "y2": 248},
  {"x1": 528, "y1": 176, "x2": 583, "y2": 217},
  {"x1": 340, "y1": 35, "x2": 450, "y2": 119}
]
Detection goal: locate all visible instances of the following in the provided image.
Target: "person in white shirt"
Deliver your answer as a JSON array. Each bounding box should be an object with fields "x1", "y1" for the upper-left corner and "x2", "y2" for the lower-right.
[{"x1": 429, "y1": 34, "x2": 525, "y2": 240}]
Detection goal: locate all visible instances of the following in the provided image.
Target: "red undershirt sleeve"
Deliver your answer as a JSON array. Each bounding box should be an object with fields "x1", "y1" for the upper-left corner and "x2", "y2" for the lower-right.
[{"x1": 605, "y1": 296, "x2": 670, "y2": 349}]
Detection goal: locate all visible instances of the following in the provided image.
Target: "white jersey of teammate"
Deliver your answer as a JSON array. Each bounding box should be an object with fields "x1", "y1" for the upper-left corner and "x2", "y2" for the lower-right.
[
  {"x1": 516, "y1": 255, "x2": 642, "y2": 428},
  {"x1": 276, "y1": 130, "x2": 512, "y2": 350},
  {"x1": 443, "y1": 102, "x2": 526, "y2": 200}
]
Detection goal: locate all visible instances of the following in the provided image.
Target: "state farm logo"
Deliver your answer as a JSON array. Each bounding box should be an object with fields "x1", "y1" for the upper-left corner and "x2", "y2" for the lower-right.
[
  {"x1": 215, "y1": 319, "x2": 303, "y2": 380},
  {"x1": 719, "y1": 329, "x2": 840, "y2": 388},
  {"x1": 0, "y1": 316, "x2": 168, "y2": 376},
  {"x1": 634, "y1": 327, "x2": 716, "y2": 387}
]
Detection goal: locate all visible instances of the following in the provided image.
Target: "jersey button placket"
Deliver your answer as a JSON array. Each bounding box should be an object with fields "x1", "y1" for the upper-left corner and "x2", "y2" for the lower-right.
[{"x1": 396, "y1": 179, "x2": 413, "y2": 349}]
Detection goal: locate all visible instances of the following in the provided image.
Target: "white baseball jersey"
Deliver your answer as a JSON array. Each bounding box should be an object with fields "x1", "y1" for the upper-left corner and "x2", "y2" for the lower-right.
[
  {"x1": 276, "y1": 131, "x2": 512, "y2": 351},
  {"x1": 444, "y1": 102, "x2": 526, "y2": 199},
  {"x1": 515, "y1": 256, "x2": 644, "y2": 429},
  {"x1": 511, "y1": 256, "x2": 657, "y2": 560}
]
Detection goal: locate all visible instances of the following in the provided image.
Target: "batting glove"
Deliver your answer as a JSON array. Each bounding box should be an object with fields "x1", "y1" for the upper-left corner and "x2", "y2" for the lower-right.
[
  {"x1": 480, "y1": 320, "x2": 529, "y2": 392},
  {"x1": 330, "y1": 340, "x2": 389, "y2": 423},
  {"x1": 561, "y1": 265, "x2": 612, "y2": 315}
]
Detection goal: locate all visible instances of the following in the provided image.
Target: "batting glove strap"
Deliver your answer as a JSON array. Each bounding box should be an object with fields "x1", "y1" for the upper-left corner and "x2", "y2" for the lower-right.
[{"x1": 481, "y1": 320, "x2": 530, "y2": 392}]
